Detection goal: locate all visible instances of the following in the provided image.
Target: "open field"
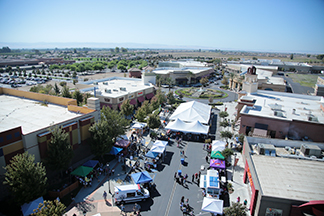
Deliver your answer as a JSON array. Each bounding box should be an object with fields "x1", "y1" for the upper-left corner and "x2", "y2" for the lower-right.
[{"x1": 287, "y1": 73, "x2": 320, "y2": 88}]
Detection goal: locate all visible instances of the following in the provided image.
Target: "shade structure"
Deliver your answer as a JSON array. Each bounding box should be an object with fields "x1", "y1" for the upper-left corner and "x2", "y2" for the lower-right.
[
  {"x1": 83, "y1": 160, "x2": 99, "y2": 168},
  {"x1": 153, "y1": 140, "x2": 168, "y2": 147},
  {"x1": 131, "y1": 171, "x2": 153, "y2": 184},
  {"x1": 145, "y1": 92, "x2": 154, "y2": 100},
  {"x1": 130, "y1": 99, "x2": 137, "y2": 105},
  {"x1": 165, "y1": 118, "x2": 209, "y2": 135},
  {"x1": 110, "y1": 146, "x2": 123, "y2": 155},
  {"x1": 137, "y1": 96, "x2": 145, "y2": 103},
  {"x1": 145, "y1": 151, "x2": 159, "y2": 159},
  {"x1": 150, "y1": 145, "x2": 165, "y2": 154},
  {"x1": 71, "y1": 166, "x2": 93, "y2": 177},
  {"x1": 210, "y1": 159, "x2": 226, "y2": 169},
  {"x1": 21, "y1": 197, "x2": 44, "y2": 216},
  {"x1": 210, "y1": 151, "x2": 225, "y2": 160},
  {"x1": 115, "y1": 139, "x2": 131, "y2": 148},
  {"x1": 212, "y1": 140, "x2": 226, "y2": 152},
  {"x1": 201, "y1": 197, "x2": 223, "y2": 214},
  {"x1": 132, "y1": 122, "x2": 146, "y2": 129},
  {"x1": 169, "y1": 101, "x2": 211, "y2": 124}
]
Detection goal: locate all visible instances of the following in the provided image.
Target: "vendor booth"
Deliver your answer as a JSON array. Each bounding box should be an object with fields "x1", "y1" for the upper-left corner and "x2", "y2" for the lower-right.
[
  {"x1": 110, "y1": 146, "x2": 123, "y2": 155},
  {"x1": 153, "y1": 140, "x2": 168, "y2": 147},
  {"x1": 71, "y1": 166, "x2": 93, "y2": 177},
  {"x1": 201, "y1": 197, "x2": 223, "y2": 215},
  {"x1": 131, "y1": 122, "x2": 148, "y2": 135},
  {"x1": 210, "y1": 151, "x2": 225, "y2": 160},
  {"x1": 114, "y1": 139, "x2": 131, "y2": 155},
  {"x1": 145, "y1": 151, "x2": 159, "y2": 159},
  {"x1": 131, "y1": 171, "x2": 153, "y2": 184},
  {"x1": 169, "y1": 101, "x2": 211, "y2": 124},
  {"x1": 83, "y1": 160, "x2": 99, "y2": 168},
  {"x1": 210, "y1": 159, "x2": 226, "y2": 170}
]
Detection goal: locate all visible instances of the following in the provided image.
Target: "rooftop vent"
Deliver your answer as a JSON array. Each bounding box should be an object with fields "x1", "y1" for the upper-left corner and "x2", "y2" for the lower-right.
[
  {"x1": 103, "y1": 82, "x2": 108, "y2": 85},
  {"x1": 113, "y1": 89, "x2": 118, "y2": 92},
  {"x1": 274, "y1": 110, "x2": 285, "y2": 117},
  {"x1": 105, "y1": 89, "x2": 111, "y2": 94},
  {"x1": 120, "y1": 87, "x2": 126, "y2": 91},
  {"x1": 307, "y1": 115, "x2": 318, "y2": 122}
]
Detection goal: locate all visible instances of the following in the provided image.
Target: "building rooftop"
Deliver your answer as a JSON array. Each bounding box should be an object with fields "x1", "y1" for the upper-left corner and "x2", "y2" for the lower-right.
[
  {"x1": 0, "y1": 95, "x2": 82, "y2": 134},
  {"x1": 240, "y1": 90, "x2": 324, "y2": 125},
  {"x1": 252, "y1": 155, "x2": 324, "y2": 201},
  {"x1": 80, "y1": 77, "x2": 153, "y2": 98},
  {"x1": 153, "y1": 67, "x2": 212, "y2": 75}
]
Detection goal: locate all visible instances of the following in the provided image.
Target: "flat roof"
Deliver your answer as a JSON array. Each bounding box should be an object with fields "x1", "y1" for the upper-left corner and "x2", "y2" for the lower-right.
[
  {"x1": 0, "y1": 95, "x2": 82, "y2": 134},
  {"x1": 252, "y1": 155, "x2": 324, "y2": 201},
  {"x1": 240, "y1": 90, "x2": 324, "y2": 124},
  {"x1": 80, "y1": 77, "x2": 153, "y2": 98},
  {"x1": 153, "y1": 67, "x2": 212, "y2": 75}
]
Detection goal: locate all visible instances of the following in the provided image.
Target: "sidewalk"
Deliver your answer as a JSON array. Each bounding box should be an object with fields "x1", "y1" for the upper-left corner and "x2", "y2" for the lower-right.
[{"x1": 64, "y1": 134, "x2": 153, "y2": 216}]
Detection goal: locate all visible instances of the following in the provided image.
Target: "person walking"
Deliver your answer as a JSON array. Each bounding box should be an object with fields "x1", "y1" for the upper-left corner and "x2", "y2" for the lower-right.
[
  {"x1": 192, "y1": 174, "x2": 195, "y2": 182},
  {"x1": 120, "y1": 204, "x2": 125, "y2": 214},
  {"x1": 237, "y1": 196, "x2": 240, "y2": 203},
  {"x1": 244, "y1": 199, "x2": 247, "y2": 206},
  {"x1": 103, "y1": 191, "x2": 107, "y2": 200}
]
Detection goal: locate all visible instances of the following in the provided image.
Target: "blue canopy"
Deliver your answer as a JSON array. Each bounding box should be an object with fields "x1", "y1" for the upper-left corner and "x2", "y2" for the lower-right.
[
  {"x1": 83, "y1": 160, "x2": 99, "y2": 168},
  {"x1": 145, "y1": 151, "x2": 159, "y2": 159},
  {"x1": 21, "y1": 197, "x2": 44, "y2": 216},
  {"x1": 131, "y1": 171, "x2": 153, "y2": 184},
  {"x1": 110, "y1": 146, "x2": 123, "y2": 155}
]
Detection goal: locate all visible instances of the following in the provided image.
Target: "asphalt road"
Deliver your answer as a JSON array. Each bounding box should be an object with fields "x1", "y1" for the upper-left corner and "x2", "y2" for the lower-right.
[{"x1": 139, "y1": 139, "x2": 211, "y2": 216}]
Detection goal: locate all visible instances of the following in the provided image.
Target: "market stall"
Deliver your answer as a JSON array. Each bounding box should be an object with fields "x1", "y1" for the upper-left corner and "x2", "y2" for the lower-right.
[
  {"x1": 114, "y1": 139, "x2": 131, "y2": 155},
  {"x1": 210, "y1": 150, "x2": 225, "y2": 160},
  {"x1": 201, "y1": 197, "x2": 223, "y2": 215},
  {"x1": 131, "y1": 171, "x2": 153, "y2": 184},
  {"x1": 21, "y1": 197, "x2": 44, "y2": 216},
  {"x1": 83, "y1": 160, "x2": 99, "y2": 168},
  {"x1": 210, "y1": 159, "x2": 226, "y2": 170}
]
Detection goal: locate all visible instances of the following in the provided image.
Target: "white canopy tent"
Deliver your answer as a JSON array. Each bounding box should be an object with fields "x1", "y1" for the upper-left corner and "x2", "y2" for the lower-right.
[
  {"x1": 169, "y1": 101, "x2": 211, "y2": 124},
  {"x1": 201, "y1": 197, "x2": 223, "y2": 215},
  {"x1": 153, "y1": 140, "x2": 168, "y2": 147},
  {"x1": 150, "y1": 145, "x2": 166, "y2": 154},
  {"x1": 212, "y1": 140, "x2": 226, "y2": 151},
  {"x1": 165, "y1": 118, "x2": 209, "y2": 135}
]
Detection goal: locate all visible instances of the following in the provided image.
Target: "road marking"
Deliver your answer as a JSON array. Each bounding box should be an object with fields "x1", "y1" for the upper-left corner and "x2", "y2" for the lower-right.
[{"x1": 164, "y1": 143, "x2": 188, "y2": 216}]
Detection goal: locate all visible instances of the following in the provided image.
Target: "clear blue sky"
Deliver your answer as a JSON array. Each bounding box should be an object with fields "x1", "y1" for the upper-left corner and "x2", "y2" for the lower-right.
[{"x1": 0, "y1": 0, "x2": 324, "y2": 53}]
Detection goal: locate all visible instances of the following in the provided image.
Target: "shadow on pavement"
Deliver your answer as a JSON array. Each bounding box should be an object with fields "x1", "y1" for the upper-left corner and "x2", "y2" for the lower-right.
[
  {"x1": 75, "y1": 201, "x2": 96, "y2": 214},
  {"x1": 149, "y1": 186, "x2": 161, "y2": 198},
  {"x1": 163, "y1": 151, "x2": 174, "y2": 166}
]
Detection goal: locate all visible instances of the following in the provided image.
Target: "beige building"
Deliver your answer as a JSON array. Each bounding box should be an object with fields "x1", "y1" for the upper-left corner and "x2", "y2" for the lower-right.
[{"x1": 314, "y1": 76, "x2": 324, "y2": 96}]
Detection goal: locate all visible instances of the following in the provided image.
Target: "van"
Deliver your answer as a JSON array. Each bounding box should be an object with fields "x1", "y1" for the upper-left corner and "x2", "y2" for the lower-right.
[
  {"x1": 114, "y1": 184, "x2": 150, "y2": 205},
  {"x1": 200, "y1": 169, "x2": 220, "y2": 198}
]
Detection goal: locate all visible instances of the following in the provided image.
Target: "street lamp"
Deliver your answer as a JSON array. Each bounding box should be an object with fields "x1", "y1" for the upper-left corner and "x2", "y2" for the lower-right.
[{"x1": 231, "y1": 153, "x2": 237, "y2": 181}]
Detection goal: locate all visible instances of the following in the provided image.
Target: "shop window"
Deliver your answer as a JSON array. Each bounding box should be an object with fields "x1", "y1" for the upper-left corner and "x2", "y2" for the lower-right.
[
  {"x1": 6, "y1": 134, "x2": 12, "y2": 140},
  {"x1": 14, "y1": 132, "x2": 20, "y2": 138},
  {"x1": 265, "y1": 208, "x2": 283, "y2": 216}
]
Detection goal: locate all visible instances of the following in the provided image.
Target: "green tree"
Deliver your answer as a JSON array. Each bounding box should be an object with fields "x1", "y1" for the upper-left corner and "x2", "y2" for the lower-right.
[
  {"x1": 115, "y1": 47, "x2": 120, "y2": 53},
  {"x1": 200, "y1": 77, "x2": 209, "y2": 86},
  {"x1": 219, "y1": 111, "x2": 229, "y2": 119},
  {"x1": 3, "y1": 152, "x2": 47, "y2": 205},
  {"x1": 120, "y1": 99, "x2": 134, "y2": 117},
  {"x1": 252, "y1": 57, "x2": 257, "y2": 60},
  {"x1": 290, "y1": 53, "x2": 294, "y2": 60},
  {"x1": 54, "y1": 83, "x2": 60, "y2": 95},
  {"x1": 72, "y1": 90, "x2": 83, "y2": 106},
  {"x1": 31, "y1": 199, "x2": 66, "y2": 216},
  {"x1": 61, "y1": 86, "x2": 72, "y2": 98},
  {"x1": 221, "y1": 76, "x2": 228, "y2": 86},
  {"x1": 220, "y1": 130, "x2": 233, "y2": 142},
  {"x1": 167, "y1": 91, "x2": 176, "y2": 104},
  {"x1": 46, "y1": 126, "x2": 74, "y2": 174},
  {"x1": 208, "y1": 97, "x2": 213, "y2": 104},
  {"x1": 135, "y1": 106, "x2": 147, "y2": 122},
  {"x1": 221, "y1": 148, "x2": 234, "y2": 161},
  {"x1": 89, "y1": 118, "x2": 113, "y2": 158},
  {"x1": 100, "y1": 106, "x2": 129, "y2": 141},
  {"x1": 220, "y1": 120, "x2": 230, "y2": 128},
  {"x1": 223, "y1": 202, "x2": 247, "y2": 216},
  {"x1": 147, "y1": 114, "x2": 161, "y2": 129}
]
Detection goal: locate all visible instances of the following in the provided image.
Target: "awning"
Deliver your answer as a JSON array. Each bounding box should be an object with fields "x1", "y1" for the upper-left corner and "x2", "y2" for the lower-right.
[
  {"x1": 100, "y1": 103, "x2": 113, "y2": 109},
  {"x1": 130, "y1": 99, "x2": 137, "y2": 105},
  {"x1": 115, "y1": 139, "x2": 131, "y2": 148},
  {"x1": 137, "y1": 96, "x2": 145, "y2": 103},
  {"x1": 145, "y1": 93, "x2": 154, "y2": 100},
  {"x1": 201, "y1": 197, "x2": 223, "y2": 214},
  {"x1": 145, "y1": 151, "x2": 159, "y2": 159}
]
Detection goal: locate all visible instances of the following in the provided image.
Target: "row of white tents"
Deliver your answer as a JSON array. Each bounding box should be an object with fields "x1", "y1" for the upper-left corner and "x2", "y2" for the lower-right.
[{"x1": 166, "y1": 101, "x2": 212, "y2": 135}]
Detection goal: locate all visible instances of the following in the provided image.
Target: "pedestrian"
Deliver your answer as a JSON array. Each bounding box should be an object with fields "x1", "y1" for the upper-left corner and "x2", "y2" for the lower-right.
[
  {"x1": 203, "y1": 143, "x2": 205, "y2": 150},
  {"x1": 111, "y1": 169, "x2": 115, "y2": 176},
  {"x1": 244, "y1": 199, "x2": 247, "y2": 206},
  {"x1": 185, "y1": 198, "x2": 189, "y2": 208},
  {"x1": 205, "y1": 155, "x2": 209, "y2": 163},
  {"x1": 120, "y1": 204, "x2": 125, "y2": 213},
  {"x1": 197, "y1": 177, "x2": 200, "y2": 186},
  {"x1": 192, "y1": 174, "x2": 195, "y2": 182},
  {"x1": 181, "y1": 176, "x2": 184, "y2": 185},
  {"x1": 237, "y1": 196, "x2": 240, "y2": 203},
  {"x1": 198, "y1": 171, "x2": 201, "y2": 178},
  {"x1": 195, "y1": 172, "x2": 198, "y2": 180},
  {"x1": 103, "y1": 191, "x2": 107, "y2": 200},
  {"x1": 181, "y1": 196, "x2": 185, "y2": 203}
]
